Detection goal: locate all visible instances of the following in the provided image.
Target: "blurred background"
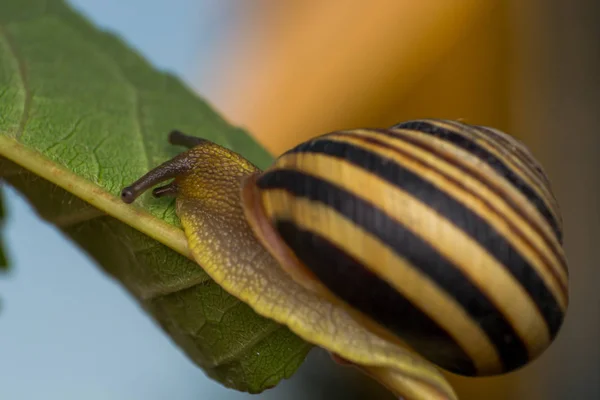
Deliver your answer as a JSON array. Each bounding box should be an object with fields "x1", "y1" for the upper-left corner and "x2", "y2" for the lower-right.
[{"x1": 1, "y1": 0, "x2": 598, "y2": 399}]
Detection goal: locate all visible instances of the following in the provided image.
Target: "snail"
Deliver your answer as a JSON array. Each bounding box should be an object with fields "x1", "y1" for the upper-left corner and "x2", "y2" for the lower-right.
[{"x1": 121, "y1": 119, "x2": 569, "y2": 400}]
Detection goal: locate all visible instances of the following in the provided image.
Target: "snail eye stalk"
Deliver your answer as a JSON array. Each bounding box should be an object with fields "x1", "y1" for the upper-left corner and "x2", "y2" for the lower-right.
[
  {"x1": 120, "y1": 131, "x2": 200, "y2": 204},
  {"x1": 169, "y1": 130, "x2": 207, "y2": 149}
]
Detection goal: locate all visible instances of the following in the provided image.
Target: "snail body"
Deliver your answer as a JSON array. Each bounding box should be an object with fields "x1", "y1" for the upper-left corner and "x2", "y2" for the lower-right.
[{"x1": 121, "y1": 119, "x2": 568, "y2": 400}]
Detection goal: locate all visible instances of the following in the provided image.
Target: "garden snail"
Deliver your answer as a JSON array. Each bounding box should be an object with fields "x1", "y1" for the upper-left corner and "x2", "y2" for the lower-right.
[{"x1": 121, "y1": 119, "x2": 569, "y2": 400}]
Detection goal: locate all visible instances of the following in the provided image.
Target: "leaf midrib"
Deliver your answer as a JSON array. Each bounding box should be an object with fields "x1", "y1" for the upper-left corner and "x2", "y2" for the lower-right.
[{"x1": 0, "y1": 136, "x2": 192, "y2": 259}]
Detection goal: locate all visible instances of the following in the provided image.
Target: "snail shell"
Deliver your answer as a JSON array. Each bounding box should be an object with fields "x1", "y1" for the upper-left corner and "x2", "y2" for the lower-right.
[{"x1": 241, "y1": 119, "x2": 568, "y2": 376}]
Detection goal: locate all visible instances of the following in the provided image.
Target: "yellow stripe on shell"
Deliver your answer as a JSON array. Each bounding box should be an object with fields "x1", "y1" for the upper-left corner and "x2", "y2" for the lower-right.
[
  {"x1": 270, "y1": 151, "x2": 552, "y2": 358},
  {"x1": 261, "y1": 188, "x2": 504, "y2": 374},
  {"x1": 331, "y1": 129, "x2": 568, "y2": 305},
  {"x1": 470, "y1": 124, "x2": 554, "y2": 189},
  {"x1": 370, "y1": 126, "x2": 567, "y2": 280},
  {"x1": 419, "y1": 120, "x2": 562, "y2": 236},
  {"x1": 446, "y1": 121, "x2": 557, "y2": 203}
]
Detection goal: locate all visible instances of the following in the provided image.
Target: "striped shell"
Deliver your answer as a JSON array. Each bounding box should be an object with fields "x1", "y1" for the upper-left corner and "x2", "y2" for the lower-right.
[{"x1": 250, "y1": 119, "x2": 569, "y2": 376}]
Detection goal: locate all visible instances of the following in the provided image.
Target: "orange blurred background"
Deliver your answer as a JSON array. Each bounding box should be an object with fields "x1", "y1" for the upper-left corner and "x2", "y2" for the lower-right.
[{"x1": 194, "y1": 1, "x2": 599, "y2": 399}]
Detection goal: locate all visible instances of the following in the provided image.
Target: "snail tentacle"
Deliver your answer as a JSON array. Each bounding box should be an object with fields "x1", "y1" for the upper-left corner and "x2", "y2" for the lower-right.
[
  {"x1": 121, "y1": 148, "x2": 196, "y2": 203},
  {"x1": 168, "y1": 130, "x2": 208, "y2": 148}
]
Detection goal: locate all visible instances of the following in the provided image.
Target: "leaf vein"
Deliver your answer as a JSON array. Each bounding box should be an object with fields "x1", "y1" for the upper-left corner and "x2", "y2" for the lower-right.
[
  {"x1": 44, "y1": 116, "x2": 85, "y2": 153},
  {"x1": 0, "y1": 85, "x2": 9, "y2": 102},
  {"x1": 258, "y1": 346, "x2": 309, "y2": 390},
  {"x1": 210, "y1": 321, "x2": 282, "y2": 367},
  {"x1": 0, "y1": 25, "x2": 31, "y2": 140},
  {"x1": 141, "y1": 272, "x2": 213, "y2": 300},
  {"x1": 91, "y1": 134, "x2": 110, "y2": 183},
  {"x1": 133, "y1": 87, "x2": 151, "y2": 170}
]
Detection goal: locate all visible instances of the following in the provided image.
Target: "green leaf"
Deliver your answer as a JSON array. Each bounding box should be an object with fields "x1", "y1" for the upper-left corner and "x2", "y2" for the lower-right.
[{"x1": 0, "y1": 0, "x2": 311, "y2": 393}]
